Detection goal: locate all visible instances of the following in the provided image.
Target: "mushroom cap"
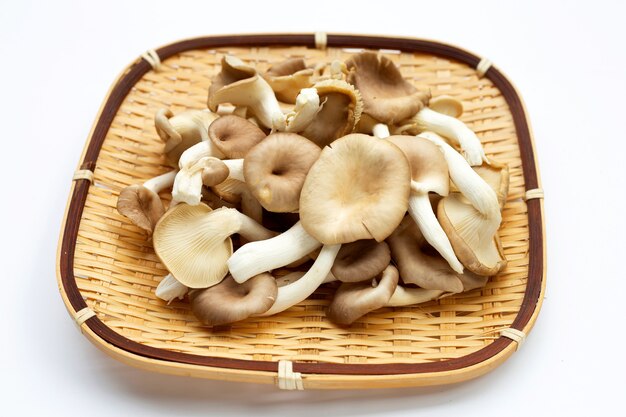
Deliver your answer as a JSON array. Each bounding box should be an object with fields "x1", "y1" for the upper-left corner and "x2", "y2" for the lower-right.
[
  {"x1": 473, "y1": 159, "x2": 510, "y2": 209},
  {"x1": 387, "y1": 216, "x2": 465, "y2": 293},
  {"x1": 429, "y1": 95, "x2": 463, "y2": 118},
  {"x1": 326, "y1": 264, "x2": 399, "y2": 325},
  {"x1": 299, "y1": 133, "x2": 411, "y2": 244},
  {"x1": 386, "y1": 135, "x2": 450, "y2": 196},
  {"x1": 153, "y1": 204, "x2": 236, "y2": 289},
  {"x1": 437, "y1": 194, "x2": 507, "y2": 276},
  {"x1": 300, "y1": 79, "x2": 363, "y2": 148},
  {"x1": 346, "y1": 52, "x2": 430, "y2": 124},
  {"x1": 201, "y1": 157, "x2": 230, "y2": 186},
  {"x1": 207, "y1": 56, "x2": 257, "y2": 111},
  {"x1": 208, "y1": 115, "x2": 266, "y2": 159},
  {"x1": 117, "y1": 185, "x2": 165, "y2": 235},
  {"x1": 190, "y1": 273, "x2": 277, "y2": 326},
  {"x1": 244, "y1": 132, "x2": 321, "y2": 212},
  {"x1": 331, "y1": 240, "x2": 391, "y2": 282},
  {"x1": 264, "y1": 58, "x2": 315, "y2": 103},
  {"x1": 210, "y1": 178, "x2": 247, "y2": 203}
]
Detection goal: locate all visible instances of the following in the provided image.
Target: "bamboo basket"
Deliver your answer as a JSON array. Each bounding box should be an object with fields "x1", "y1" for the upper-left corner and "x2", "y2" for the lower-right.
[{"x1": 56, "y1": 33, "x2": 546, "y2": 390}]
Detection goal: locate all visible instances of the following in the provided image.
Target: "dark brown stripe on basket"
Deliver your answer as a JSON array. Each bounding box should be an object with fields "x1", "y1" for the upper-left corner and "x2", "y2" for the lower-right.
[{"x1": 59, "y1": 33, "x2": 544, "y2": 376}]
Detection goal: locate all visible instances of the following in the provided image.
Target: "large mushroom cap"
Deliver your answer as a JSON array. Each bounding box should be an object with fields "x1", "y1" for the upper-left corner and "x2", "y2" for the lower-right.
[
  {"x1": 208, "y1": 115, "x2": 266, "y2": 159},
  {"x1": 300, "y1": 79, "x2": 363, "y2": 148},
  {"x1": 299, "y1": 133, "x2": 411, "y2": 244},
  {"x1": 437, "y1": 194, "x2": 507, "y2": 276},
  {"x1": 244, "y1": 132, "x2": 321, "y2": 212},
  {"x1": 264, "y1": 58, "x2": 315, "y2": 103},
  {"x1": 117, "y1": 185, "x2": 165, "y2": 235},
  {"x1": 190, "y1": 274, "x2": 277, "y2": 326},
  {"x1": 346, "y1": 52, "x2": 430, "y2": 124},
  {"x1": 153, "y1": 204, "x2": 236, "y2": 289},
  {"x1": 326, "y1": 264, "x2": 399, "y2": 325},
  {"x1": 331, "y1": 240, "x2": 391, "y2": 282}
]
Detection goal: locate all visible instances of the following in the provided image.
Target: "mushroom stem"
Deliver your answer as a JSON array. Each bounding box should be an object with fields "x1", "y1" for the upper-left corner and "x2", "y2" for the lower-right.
[
  {"x1": 143, "y1": 170, "x2": 177, "y2": 194},
  {"x1": 285, "y1": 88, "x2": 320, "y2": 132},
  {"x1": 413, "y1": 107, "x2": 486, "y2": 166},
  {"x1": 155, "y1": 273, "x2": 188, "y2": 303},
  {"x1": 173, "y1": 142, "x2": 229, "y2": 205},
  {"x1": 257, "y1": 244, "x2": 341, "y2": 316},
  {"x1": 408, "y1": 193, "x2": 464, "y2": 273},
  {"x1": 222, "y1": 159, "x2": 245, "y2": 182},
  {"x1": 387, "y1": 286, "x2": 444, "y2": 307},
  {"x1": 419, "y1": 132, "x2": 500, "y2": 221},
  {"x1": 372, "y1": 123, "x2": 390, "y2": 139},
  {"x1": 228, "y1": 221, "x2": 322, "y2": 283},
  {"x1": 231, "y1": 208, "x2": 275, "y2": 241}
]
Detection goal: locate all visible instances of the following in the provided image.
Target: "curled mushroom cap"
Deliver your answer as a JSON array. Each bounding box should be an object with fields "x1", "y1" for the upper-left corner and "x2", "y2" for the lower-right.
[
  {"x1": 201, "y1": 157, "x2": 230, "y2": 187},
  {"x1": 327, "y1": 264, "x2": 399, "y2": 325},
  {"x1": 472, "y1": 159, "x2": 510, "y2": 209},
  {"x1": 208, "y1": 115, "x2": 266, "y2": 159},
  {"x1": 264, "y1": 58, "x2": 315, "y2": 104},
  {"x1": 117, "y1": 185, "x2": 165, "y2": 235},
  {"x1": 299, "y1": 133, "x2": 411, "y2": 244},
  {"x1": 300, "y1": 79, "x2": 363, "y2": 148},
  {"x1": 346, "y1": 52, "x2": 430, "y2": 124},
  {"x1": 190, "y1": 274, "x2": 277, "y2": 326},
  {"x1": 428, "y1": 95, "x2": 463, "y2": 118},
  {"x1": 244, "y1": 132, "x2": 321, "y2": 212},
  {"x1": 331, "y1": 240, "x2": 391, "y2": 282}
]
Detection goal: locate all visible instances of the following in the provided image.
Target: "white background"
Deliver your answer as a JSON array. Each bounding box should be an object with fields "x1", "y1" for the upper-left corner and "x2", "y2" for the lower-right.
[{"x1": 1, "y1": 1, "x2": 624, "y2": 416}]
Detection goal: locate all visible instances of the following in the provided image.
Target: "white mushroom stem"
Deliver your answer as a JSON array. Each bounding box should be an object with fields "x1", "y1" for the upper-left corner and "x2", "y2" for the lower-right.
[
  {"x1": 222, "y1": 159, "x2": 245, "y2": 182},
  {"x1": 172, "y1": 142, "x2": 228, "y2": 205},
  {"x1": 178, "y1": 141, "x2": 224, "y2": 169},
  {"x1": 228, "y1": 221, "x2": 322, "y2": 283},
  {"x1": 419, "y1": 132, "x2": 500, "y2": 220},
  {"x1": 142, "y1": 170, "x2": 177, "y2": 193},
  {"x1": 275, "y1": 271, "x2": 337, "y2": 287},
  {"x1": 285, "y1": 88, "x2": 320, "y2": 132},
  {"x1": 408, "y1": 192, "x2": 464, "y2": 274},
  {"x1": 257, "y1": 244, "x2": 341, "y2": 316},
  {"x1": 155, "y1": 274, "x2": 188, "y2": 303},
  {"x1": 387, "y1": 286, "x2": 444, "y2": 307},
  {"x1": 413, "y1": 107, "x2": 486, "y2": 166},
  {"x1": 372, "y1": 123, "x2": 390, "y2": 139}
]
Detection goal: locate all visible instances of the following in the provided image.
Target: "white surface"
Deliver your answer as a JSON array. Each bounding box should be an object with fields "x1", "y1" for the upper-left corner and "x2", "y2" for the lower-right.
[{"x1": 1, "y1": 0, "x2": 625, "y2": 415}]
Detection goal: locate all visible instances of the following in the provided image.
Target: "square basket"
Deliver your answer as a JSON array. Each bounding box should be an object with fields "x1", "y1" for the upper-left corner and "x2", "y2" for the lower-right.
[{"x1": 56, "y1": 33, "x2": 546, "y2": 390}]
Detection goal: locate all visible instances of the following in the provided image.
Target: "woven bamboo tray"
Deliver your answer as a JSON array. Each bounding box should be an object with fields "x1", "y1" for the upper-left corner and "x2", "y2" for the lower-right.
[{"x1": 56, "y1": 33, "x2": 545, "y2": 390}]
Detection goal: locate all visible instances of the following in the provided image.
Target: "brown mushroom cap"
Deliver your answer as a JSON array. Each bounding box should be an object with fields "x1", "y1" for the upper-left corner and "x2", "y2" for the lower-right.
[
  {"x1": 208, "y1": 115, "x2": 266, "y2": 159},
  {"x1": 190, "y1": 273, "x2": 277, "y2": 326},
  {"x1": 437, "y1": 193, "x2": 507, "y2": 276},
  {"x1": 201, "y1": 157, "x2": 230, "y2": 186},
  {"x1": 299, "y1": 133, "x2": 411, "y2": 244},
  {"x1": 208, "y1": 56, "x2": 257, "y2": 111},
  {"x1": 117, "y1": 185, "x2": 165, "y2": 235},
  {"x1": 300, "y1": 79, "x2": 363, "y2": 148},
  {"x1": 331, "y1": 240, "x2": 391, "y2": 282},
  {"x1": 264, "y1": 58, "x2": 315, "y2": 103},
  {"x1": 210, "y1": 178, "x2": 247, "y2": 203},
  {"x1": 327, "y1": 264, "x2": 399, "y2": 325},
  {"x1": 244, "y1": 132, "x2": 321, "y2": 212},
  {"x1": 346, "y1": 52, "x2": 430, "y2": 124}
]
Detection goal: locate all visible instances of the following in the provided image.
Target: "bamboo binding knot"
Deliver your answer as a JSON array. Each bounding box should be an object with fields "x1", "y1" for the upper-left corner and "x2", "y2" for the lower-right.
[
  {"x1": 476, "y1": 58, "x2": 492, "y2": 78},
  {"x1": 74, "y1": 307, "x2": 96, "y2": 328},
  {"x1": 314, "y1": 32, "x2": 327, "y2": 50},
  {"x1": 72, "y1": 169, "x2": 94, "y2": 184},
  {"x1": 276, "y1": 360, "x2": 304, "y2": 390},
  {"x1": 524, "y1": 188, "x2": 544, "y2": 201},
  {"x1": 500, "y1": 328, "x2": 526, "y2": 351},
  {"x1": 141, "y1": 49, "x2": 162, "y2": 71}
]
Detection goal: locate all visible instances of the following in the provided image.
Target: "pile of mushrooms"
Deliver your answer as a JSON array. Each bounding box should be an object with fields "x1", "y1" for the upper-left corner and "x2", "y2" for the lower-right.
[{"x1": 116, "y1": 52, "x2": 509, "y2": 326}]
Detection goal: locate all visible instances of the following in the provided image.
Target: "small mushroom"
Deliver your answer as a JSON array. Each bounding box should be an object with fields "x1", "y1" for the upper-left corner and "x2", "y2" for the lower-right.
[
  {"x1": 208, "y1": 115, "x2": 266, "y2": 159},
  {"x1": 190, "y1": 274, "x2": 277, "y2": 326},
  {"x1": 300, "y1": 79, "x2": 363, "y2": 147},
  {"x1": 326, "y1": 264, "x2": 399, "y2": 325},
  {"x1": 155, "y1": 273, "x2": 188, "y2": 302},
  {"x1": 263, "y1": 58, "x2": 315, "y2": 103},
  {"x1": 330, "y1": 240, "x2": 391, "y2": 282},
  {"x1": 428, "y1": 95, "x2": 463, "y2": 118},
  {"x1": 243, "y1": 132, "x2": 321, "y2": 212},
  {"x1": 116, "y1": 170, "x2": 177, "y2": 235},
  {"x1": 155, "y1": 109, "x2": 220, "y2": 168},
  {"x1": 386, "y1": 135, "x2": 463, "y2": 273},
  {"x1": 153, "y1": 203, "x2": 276, "y2": 289},
  {"x1": 345, "y1": 52, "x2": 430, "y2": 124}
]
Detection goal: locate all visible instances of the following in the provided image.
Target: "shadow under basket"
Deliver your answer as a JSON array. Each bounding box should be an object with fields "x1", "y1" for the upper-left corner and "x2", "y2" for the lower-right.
[{"x1": 57, "y1": 33, "x2": 546, "y2": 390}]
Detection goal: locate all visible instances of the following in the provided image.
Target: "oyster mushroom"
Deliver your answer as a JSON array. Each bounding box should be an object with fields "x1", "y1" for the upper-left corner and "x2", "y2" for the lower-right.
[
  {"x1": 153, "y1": 203, "x2": 275, "y2": 289},
  {"x1": 155, "y1": 108, "x2": 220, "y2": 168},
  {"x1": 116, "y1": 170, "x2": 177, "y2": 235},
  {"x1": 263, "y1": 58, "x2": 315, "y2": 103},
  {"x1": 330, "y1": 240, "x2": 391, "y2": 283},
  {"x1": 243, "y1": 132, "x2": 321, "y2": 212},
  {"x1": 208, "y1": 115, "x2": 266, "y2": 159},
  {"x1": 155, "y1": 273, "x2": 189, "y2": 302}
]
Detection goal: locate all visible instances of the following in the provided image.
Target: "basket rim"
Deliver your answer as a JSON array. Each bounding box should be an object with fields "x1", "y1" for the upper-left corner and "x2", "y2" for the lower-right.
[{"x1": 56, "y1": 33, "x2": 545, "y2": 385}]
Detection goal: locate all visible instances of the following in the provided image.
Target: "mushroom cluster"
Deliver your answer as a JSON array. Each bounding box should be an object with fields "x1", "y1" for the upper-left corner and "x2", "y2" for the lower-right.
[{"x1": 116, "y1": 52, "x2": 509, "y2": 326}]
